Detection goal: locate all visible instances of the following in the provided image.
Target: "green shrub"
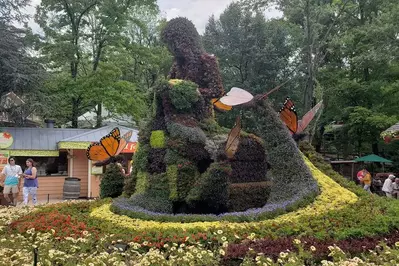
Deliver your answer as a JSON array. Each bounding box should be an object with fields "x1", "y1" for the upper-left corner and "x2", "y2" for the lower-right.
[
  {"x1": 168, "y1": 80, "x2": 199, "y2": 111},
  {"x1": 100, "y1": 164, "x2": 125, "y2": 199},
  {"x1": 150, "y1": 130, "x2": 166, "y2": 148},
  {"x1": 228, "y1": 181, "x2": 271, "y2": 212}
]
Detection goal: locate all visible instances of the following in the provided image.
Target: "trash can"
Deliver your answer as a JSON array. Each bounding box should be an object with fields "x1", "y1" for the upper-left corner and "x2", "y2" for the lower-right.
[{"x1": 63, "y1": 177, "x2": 81, "y2": 199}]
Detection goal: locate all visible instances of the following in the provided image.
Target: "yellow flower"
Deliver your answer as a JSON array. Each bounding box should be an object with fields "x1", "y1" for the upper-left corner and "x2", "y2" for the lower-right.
[{"x1": 310, "y1": 246, "x2": 316, "y2": 252}]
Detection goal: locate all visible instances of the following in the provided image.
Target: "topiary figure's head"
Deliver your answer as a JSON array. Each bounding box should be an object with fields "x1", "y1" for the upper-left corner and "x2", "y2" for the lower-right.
[{"x1": 161, "y1": 17, "x2": 203, "y2": 59}]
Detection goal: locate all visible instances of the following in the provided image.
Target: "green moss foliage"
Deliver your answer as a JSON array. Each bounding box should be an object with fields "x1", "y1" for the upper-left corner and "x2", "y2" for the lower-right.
[
  {"x1": 133, "y1": 143, "x2": 150, "y2": 172},
  {"x1": 168, "y1": 80, "x2": 199, "y2": 111},
  {"x1": 233, "y1": 135, "x2": 266, "y2": 161},
  {"x1": 161, "y1": 17, "x2": 203, "y2": 59},
  {"x1": 135, "y1": 171, "x2": 148, "y2": 194},
  {"x1": 176, "y1": 161, "x2": 199, "y2": 201},
  {"x1": 123, "y1": 170, "x2": 136, "y2": 197},
  {"x1": 147, "y1": 148, "x2": 167, "y2": 174},
  {"x1": 228, "y1": 182, "x2": 271, "y2": 212},
  {"x1": 242, "y1": 99, "x2": 319, "y2": 205},
  {"x1": 186, "y1": 162, "x2": 231, "y2": 214},
  {"x1": 100, "y1": 163, "x2": 125, "y2": 199},
  {"x1": 164, "y1": 149, "x2": 183, "y2": 165},
  {"x1": 166, "y1": 165, "x2": 178, "y2": 200},
  {"x1": 131, "y1": 173, "x2": 173, "y2": 213},
  {"x1": 150, "y1": 130, "x2": 166, "y2": 148},
  {"x1": 167, "y1": 122, "x2": 207, "y2": 144},
  {"x1": 129, "y1": 193, "x2": 173, "y2": 214},
  {"x1": 230, "y1": 161, "x2": 267, "y2": 183}
]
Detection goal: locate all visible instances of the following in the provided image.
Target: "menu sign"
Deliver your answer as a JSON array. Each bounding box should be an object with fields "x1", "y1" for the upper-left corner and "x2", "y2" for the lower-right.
[
  {"x1": 0, "y1": 132, "x2": 13, "y2": 149},
  {"x1": 0, "y1": 150, "x2": 9, "y2": 174}
]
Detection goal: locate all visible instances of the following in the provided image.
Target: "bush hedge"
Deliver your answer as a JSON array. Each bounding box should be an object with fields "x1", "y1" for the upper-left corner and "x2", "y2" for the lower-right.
[{"x1": 100, "y1": 163, "x2": 125, "y2": 199}]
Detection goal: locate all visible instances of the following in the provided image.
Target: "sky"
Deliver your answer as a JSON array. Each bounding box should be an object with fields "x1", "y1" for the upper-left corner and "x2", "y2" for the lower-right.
[{"x1": 26, "y1": 0, "x2": 282, "y2": 34}]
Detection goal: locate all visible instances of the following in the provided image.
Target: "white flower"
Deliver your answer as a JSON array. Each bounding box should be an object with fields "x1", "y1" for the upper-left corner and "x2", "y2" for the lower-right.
[{"x1": 293, "y1": 239, "x2": 301, "y2": 245}]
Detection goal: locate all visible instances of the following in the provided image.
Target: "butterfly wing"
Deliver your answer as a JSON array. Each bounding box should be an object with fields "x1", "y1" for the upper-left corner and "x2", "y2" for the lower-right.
[
  {"x1": 99, "y1": 127, "x2": 121, "y2": 157},
  {"x1": 220, "y1": 87, "x2": 254, "y2": 106},
  {"x1": 87, "y1": 143, "x2": 111, "y2": 161},
  {"x1": 279, "y1": 97, "x2": 298, "y2": 134},
  {"x1": 86, "y1": 127, "x2": 121, "y2": 161},
  {"x1": 225, "y1": 116, "x2": 241, "y2": 159},
  {"x1": 116, "y1": 130, "x2": 133, "y2": 155},
  {"x1": 212, "y1": 98, "x2": 233, "y2": 111},
  {"x1": 297, "y1": 100, "x2": 323, "y2": 134}
]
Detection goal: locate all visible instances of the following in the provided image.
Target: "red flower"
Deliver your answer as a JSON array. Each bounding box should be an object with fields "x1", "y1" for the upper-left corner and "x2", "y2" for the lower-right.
[{"x1": 3, "y1": 132, "x2": 11, "y2": 139}]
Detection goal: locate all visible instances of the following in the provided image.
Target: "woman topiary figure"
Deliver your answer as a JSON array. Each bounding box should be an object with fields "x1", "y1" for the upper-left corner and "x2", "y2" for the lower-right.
[{"x1": 125, "y1": 17, "x2": 317, "y2": 215}]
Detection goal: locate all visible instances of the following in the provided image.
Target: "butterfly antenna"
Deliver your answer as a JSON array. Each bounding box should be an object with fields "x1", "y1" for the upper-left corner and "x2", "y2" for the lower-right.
[{"x1": 260, "y1": 79, "x2": 290, "y2": 100}]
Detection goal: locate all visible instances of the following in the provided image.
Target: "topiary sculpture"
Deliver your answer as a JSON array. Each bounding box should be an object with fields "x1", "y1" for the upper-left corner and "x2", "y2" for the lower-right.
[{"x1": 124, "y1": 17, "x2": 318, "y2": 216}]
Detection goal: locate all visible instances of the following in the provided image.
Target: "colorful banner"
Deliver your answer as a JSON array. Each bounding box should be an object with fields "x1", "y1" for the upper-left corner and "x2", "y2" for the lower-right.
[
  {"x1": 122, "y1": 142, "x2": 137, "y2": 153},
  {"x1": 0, "y1": 150, "x2": 9, "y2": 174}
]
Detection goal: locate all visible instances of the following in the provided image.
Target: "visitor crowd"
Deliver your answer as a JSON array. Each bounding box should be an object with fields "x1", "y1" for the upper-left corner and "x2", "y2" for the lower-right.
[{"x1": 382, "y1": 174, "x2": 399, "y2": 198}]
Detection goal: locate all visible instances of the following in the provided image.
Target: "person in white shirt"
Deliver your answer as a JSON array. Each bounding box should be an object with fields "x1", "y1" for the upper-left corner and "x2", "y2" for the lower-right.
[
  {"x1": 382, "y1": 174, "x2": 395, "y2": 198},
  {"x1": 1, "y1": 157, "x2": 23, "y2": 206}
]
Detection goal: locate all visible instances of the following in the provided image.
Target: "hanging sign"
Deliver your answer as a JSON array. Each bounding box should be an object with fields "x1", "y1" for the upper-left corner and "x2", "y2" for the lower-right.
[
  {"x1": 0, "y1": 132, "x2": 13, "y2": 149},
  {"x1": 122, "y1": 142, "x2": 137, "y2": 153}
]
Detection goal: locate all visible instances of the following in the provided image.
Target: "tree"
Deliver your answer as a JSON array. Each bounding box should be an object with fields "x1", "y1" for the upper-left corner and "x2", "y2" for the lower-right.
[
  {"x1": 203, "y1": 2, "x2": 294, "y2": 127},
  {"x1": 317, "y1": 0, "x2": 399, "y2": 156},
  {"x1": 242, "y1": 0, "x2": 351, "y2": 111},
  {"x1": 0, "y1": 0, "x2": 45, "y2": 126}
]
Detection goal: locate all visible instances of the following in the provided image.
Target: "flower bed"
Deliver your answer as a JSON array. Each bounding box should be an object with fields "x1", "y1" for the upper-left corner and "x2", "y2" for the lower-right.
[
  {"x1": 109, "y1": 156, "x2": 356, "y2": 224},
  {"x1": 2, "y1": 144, "x2": 399, "y2": 265}
]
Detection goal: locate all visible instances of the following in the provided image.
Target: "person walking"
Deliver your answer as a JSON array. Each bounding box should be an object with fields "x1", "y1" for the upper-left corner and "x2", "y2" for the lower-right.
[
  {"x1": 1, "y1": 157, "x2": 23, "y2": 206},
  {"x1": 382, "y1": 174, "x2": 395, "y2": 198},
  {"x1": 22, "y1": 158, "x2": 38, "y2": 205}
]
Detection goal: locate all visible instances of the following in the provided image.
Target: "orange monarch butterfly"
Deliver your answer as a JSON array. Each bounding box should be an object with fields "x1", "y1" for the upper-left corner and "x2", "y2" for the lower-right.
[
  {"x1": 279, "y1": 98, "x2": 324, "y2": 135},
  {"x1": 225, "y1": 115, "x2": 241, "y2": 159},
  {"x1": 86, "y1": 127, "x2": 133, "y2": 164},
  {"x1": 279, "y1": 97, "x2": 298, "y2": 134}
]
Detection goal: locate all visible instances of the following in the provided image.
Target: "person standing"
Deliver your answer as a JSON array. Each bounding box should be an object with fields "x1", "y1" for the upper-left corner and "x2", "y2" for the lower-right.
[
  {"x1": 358, "y1": 168, "x2": 372, "y2": 193},
  {"x1": 23, "y1": 158, "x2": 38, "y2": 205},
  {"x1": 1, "y1": 157, "x2": 23, "y2": 206},
  {"x1": 382, "y1": 174, "x2": 395, "y2": 198}
]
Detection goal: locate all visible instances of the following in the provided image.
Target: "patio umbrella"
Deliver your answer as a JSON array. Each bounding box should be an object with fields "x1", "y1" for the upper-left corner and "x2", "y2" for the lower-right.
[
  {"x1": 354, "y1": 154, "x2": 392, "y2": 172},
  {"x1": 381, "y1": 121, "x2": 399, "y2": 143}
]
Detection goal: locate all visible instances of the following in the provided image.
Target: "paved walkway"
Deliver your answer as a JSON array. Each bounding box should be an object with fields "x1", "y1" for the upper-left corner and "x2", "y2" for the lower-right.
[{"x1": 12, "y1": 198, "x2": 95, "y2": 208}]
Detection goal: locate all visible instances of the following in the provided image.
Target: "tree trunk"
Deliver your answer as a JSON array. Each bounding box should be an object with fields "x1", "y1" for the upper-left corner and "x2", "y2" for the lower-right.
[
  {"x1": 96, "y1": 104, "x2": 102, "y2": 128},
  {"x1": 303, "y1": 0, "x2": 314, "y2": 112},
  {"x1": 71, "y1": 97, "x2": 80, "y2": 128}
]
